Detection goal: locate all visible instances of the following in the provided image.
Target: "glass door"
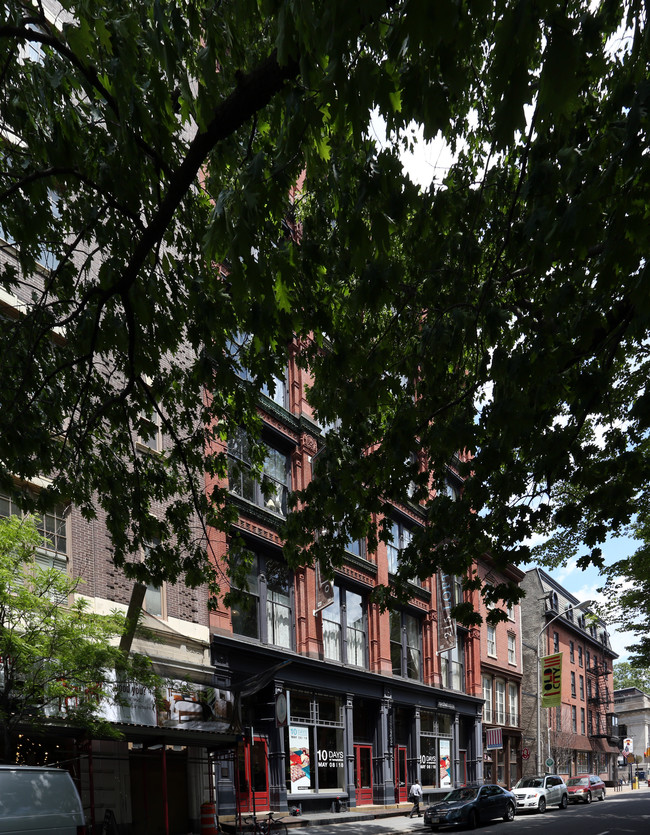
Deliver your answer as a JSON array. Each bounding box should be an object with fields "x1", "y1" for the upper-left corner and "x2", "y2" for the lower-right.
[
  {"x1": 236, "y1": 737, "x2": 270, "y2": 813},
  {"x1": 394, "y1": 746, "x2": 408, "y2": 803},
  {"x1": 354, "y1": 744, "x2": 373, "y2": 805}
]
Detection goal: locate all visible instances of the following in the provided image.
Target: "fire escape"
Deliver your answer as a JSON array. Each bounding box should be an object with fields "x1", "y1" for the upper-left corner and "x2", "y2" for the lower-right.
[{"x1": 587, "y1": 658, "x2": 619, "y2": 742}]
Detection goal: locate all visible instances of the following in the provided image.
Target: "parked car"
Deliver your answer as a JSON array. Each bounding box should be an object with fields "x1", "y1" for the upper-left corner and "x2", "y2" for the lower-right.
[
  {"x1": 566, "y1": 774, "x2": 606, "y2": 803},
  {"x1": 423, "y1": 784, "x2": 517, "y2": 830},
  {"x1": 0, "y1": 765, "x2": 86, "y2": 834},
  {"x1": 511, "y1": 774, "x2": 569, "y2": 813}
]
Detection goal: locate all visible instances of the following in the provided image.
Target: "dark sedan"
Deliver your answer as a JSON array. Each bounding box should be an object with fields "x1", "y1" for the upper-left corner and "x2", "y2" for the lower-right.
[{"x1": 423, "y1": 784, "x2": 517, "y2": 830}]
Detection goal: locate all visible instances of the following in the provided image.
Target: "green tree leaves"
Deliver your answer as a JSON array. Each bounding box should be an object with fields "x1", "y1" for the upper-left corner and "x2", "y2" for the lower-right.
[{"x1": 0, "y1": 515, "x2": 160, "y2": 762}]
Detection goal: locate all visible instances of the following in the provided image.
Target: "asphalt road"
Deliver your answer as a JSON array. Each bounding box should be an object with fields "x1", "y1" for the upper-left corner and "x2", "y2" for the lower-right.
[{"x1": 287, "y1": 791, "x2": 650, "y2": 835}]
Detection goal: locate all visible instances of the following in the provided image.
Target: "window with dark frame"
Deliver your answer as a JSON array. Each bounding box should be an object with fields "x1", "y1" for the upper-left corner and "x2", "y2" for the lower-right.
[
  {"x1": 386, "y1": 518, "x2": 413, "y2": 574},
  {"x1": 227, "y1": 332, "x2": 288, "y2": 409},
  {"x1": 322, "y1": 585, "x2": 366, "y2": 667},
  {"x1": 230, "y1": 550, "x2": 293, "y2": 649},
  {"x1": 227, "y1": 427, "x2": 291, "y2": 516},
  {"x1": 0, "y1": 493, "x2": 67, "y2": 572},
  {"x1": 441, "y1": 633, "x2": 465, "y2": 692},
  {"x1": 390, "y1": 610, "x2": 421, "y2": 680}
]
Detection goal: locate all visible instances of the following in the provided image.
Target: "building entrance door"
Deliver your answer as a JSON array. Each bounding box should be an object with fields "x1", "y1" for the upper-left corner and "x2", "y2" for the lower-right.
[
  {"x1": 354, "y1": 744, "x2": 373, "y2": 805},
  {"x1": 394, "y1": 746, "x2": 408, "y2": 804},
  {"x1": 236, "y1": 737, "x2": 270, "y2": 814}
]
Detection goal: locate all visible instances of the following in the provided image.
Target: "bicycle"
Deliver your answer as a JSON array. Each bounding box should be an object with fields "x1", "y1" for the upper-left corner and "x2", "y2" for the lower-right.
[{"x1": 243, "y1": 811, "x2": 289, "y2": 835}]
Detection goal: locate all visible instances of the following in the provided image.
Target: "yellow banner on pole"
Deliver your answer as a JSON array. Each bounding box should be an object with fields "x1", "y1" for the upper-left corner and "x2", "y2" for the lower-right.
[{"x1": 541, "y1": 652, "x2": 563, "y2": 708}]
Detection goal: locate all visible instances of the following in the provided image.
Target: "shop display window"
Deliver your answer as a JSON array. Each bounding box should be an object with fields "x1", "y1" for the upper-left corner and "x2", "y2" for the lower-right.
[{"x1": 286, "y1": 690, "x2": 345, "y2": 795}]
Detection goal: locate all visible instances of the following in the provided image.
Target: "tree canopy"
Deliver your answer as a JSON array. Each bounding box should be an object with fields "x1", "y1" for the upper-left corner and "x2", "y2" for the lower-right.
[
  {"x1": 1, "y1": 1, "x2": 650, "y2": 636},
  {"x1": 0, "y1": 515, "x2": 159, "y2": 763},
  {"x1": 613, "y1": 661, "x2": 650, "y2": 692}
]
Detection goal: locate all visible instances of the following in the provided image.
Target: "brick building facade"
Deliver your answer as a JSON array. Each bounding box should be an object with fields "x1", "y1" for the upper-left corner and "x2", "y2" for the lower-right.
[
  {"x1": 475, "y1": 560, "x2": 525, "y2": 789},
  {"x1": 205, "y1": 339, "x2": 531, "y2": 816},
  {"x1": 520, "y1": 569, "x2": 619, "y2": 783}
]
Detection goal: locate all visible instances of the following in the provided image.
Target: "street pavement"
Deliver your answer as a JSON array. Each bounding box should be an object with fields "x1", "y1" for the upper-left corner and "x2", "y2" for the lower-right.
[{"x1": 250, "y1": 782, "x2": 650, "y2": 835}]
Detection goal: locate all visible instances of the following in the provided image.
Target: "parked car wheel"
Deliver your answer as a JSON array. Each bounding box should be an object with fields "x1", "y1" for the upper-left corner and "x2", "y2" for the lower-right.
[
  {"x1": 537, "y1": 797, "x2": 546, "y2": 814},
  {"x1": 504, "y1": 802, "x2": 515, "y2": 822},
  {"x1": 585, "y1": 791, "x2": 592, "y2": 804},
  {"x1": 467, "y1": 809, "x2": 479, "y2": 829},
  {"x1": 559, "y1": 794, "x2": 568, "y2": 809},
  {"x1": 599, "y1": 789, "x2": 606, "y2": 801}
]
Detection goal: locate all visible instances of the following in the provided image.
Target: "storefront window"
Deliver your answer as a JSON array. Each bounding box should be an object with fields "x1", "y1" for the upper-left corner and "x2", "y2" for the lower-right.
[
  {"x1": 287, "y1": 691, "x2": 344, "y2": 795},
  {"x1": 420, "y1": 711, "x2": 453, "y2": 789},
  {"x1": 420, "y1": 737, "x2": 438, "y2": 787},
  {"x1": 316, "y1": 727, "x2": 345, "y2": 790}
]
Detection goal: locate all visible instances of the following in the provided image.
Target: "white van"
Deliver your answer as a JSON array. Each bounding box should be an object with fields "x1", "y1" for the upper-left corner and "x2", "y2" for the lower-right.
[{"x1": 0, "y1": 765, "x2": 86, "y2": 834}]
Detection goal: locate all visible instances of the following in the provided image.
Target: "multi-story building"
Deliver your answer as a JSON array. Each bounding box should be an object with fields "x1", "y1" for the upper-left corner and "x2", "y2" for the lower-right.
[
  {"x1": 476, "y1": 559, "x2": 525, "y2": 789},
  {"x1": 520, "y1": 569, "x2": 619, "y2": 782},
  {"x1": 206, "y1": 339, "x2": 532, "y2": 815},
  {"x1": 613, "y1": 687, "x2": 650, "y2": 779}
]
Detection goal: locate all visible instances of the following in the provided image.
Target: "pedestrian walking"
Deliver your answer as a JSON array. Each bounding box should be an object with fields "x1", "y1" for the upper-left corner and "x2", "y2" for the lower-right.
[{"x1": 409, "y1": 779, "x2": 423, "y2": 818}]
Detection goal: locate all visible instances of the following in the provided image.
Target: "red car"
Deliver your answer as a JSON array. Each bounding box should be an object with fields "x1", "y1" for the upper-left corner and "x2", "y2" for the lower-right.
[{"x1": 566, "y1": 775, "x2": 606, "y2": 803}]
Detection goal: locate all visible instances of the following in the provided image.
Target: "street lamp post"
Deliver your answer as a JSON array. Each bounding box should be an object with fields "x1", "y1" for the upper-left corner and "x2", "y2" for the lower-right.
[{"x1": 536, "y1": 599, "x2": 594, "y2": 774}]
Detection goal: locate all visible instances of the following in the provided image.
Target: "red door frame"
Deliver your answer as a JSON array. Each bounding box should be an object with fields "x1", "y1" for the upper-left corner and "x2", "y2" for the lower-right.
[
  {"x1": 236, "y1": 737, "x2": 270, "y2": 814},
  {"x1": 354, "y1": 744, "x2": 373, "y2": 806},
  {"x1": 394, "y1": 746, "x2": 408, "y2": 803}
]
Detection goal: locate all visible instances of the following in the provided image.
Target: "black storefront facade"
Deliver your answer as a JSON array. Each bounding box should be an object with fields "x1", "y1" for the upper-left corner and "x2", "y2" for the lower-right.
[{"x1": 212, "y1": 636, "x2": 484, "y2": 815}]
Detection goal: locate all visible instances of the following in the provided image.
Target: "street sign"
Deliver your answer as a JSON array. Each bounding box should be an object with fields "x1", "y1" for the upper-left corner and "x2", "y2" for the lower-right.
[
  {"x1": 545, "y1": 758, "x2": 554, "y2": 768},
  {"x1": 522, "y1": 748, "x2": 530, "y2": 761},
  {"x1": 626, "y1": 754, "x2": 635, "y2": 764}
]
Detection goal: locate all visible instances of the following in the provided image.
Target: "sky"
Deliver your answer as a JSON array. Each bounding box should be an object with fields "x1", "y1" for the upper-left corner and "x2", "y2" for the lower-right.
[{"x1": 388, "y1": 124, "x2": 640, "y2": 665}]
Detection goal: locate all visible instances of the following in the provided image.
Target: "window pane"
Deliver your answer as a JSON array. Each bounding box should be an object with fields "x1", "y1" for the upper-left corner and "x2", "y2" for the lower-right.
[
  {"x1": 405, "y1": 614, "x2": 421, "y2": 680},
  {"x1": 390, "y1": 612, "x2": 402, "y2": 676},
  {"x1": 317, "y1": 726, "x2": 345, "y2": 789},
  {"x1": 322, "y1": 586, "x2": 341, "y2": 661},
  {"x1": 344, "y1": 537, "x2": 364, "y2": 558},
  {"x1": 145, "y1": 585, "x2": 162, "y2": 616},
  {"x1": 263, "y1": 447, "x2": 288, "y2": 485},
  {"x1": 232, "y1": 590, "x2": 259, "y2": 639},
  {"x1": 346, "y1": 591, "x2": 365, "y2": 667},
  {"x1": 267, "y1": 559, "x2": 291, "y2": 648},
  {"x1": 420, "y1": 737, "x2": 438, "y2": 787}
]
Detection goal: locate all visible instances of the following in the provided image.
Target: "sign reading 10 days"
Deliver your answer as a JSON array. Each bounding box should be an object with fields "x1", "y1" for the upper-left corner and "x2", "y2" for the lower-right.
[{"x1": 317, "y1": 749, "x2": 344, "y2": 768}]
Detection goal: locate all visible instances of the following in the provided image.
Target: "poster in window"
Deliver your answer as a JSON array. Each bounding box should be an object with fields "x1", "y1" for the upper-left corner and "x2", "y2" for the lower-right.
[
  {"x1": 289, "y1": 726, "x2": 311, "y2": 792},
  {"x1": 439, "y1": 739, "x2": 452, "y2": 787}
]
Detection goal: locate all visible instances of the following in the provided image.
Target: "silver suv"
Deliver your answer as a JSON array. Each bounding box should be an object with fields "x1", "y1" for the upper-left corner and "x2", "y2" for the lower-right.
[{"x1": 511, "y1": 774, "x2": 569, "y2": 813}]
